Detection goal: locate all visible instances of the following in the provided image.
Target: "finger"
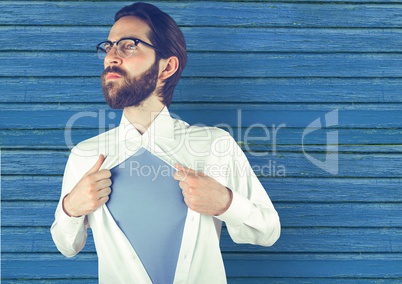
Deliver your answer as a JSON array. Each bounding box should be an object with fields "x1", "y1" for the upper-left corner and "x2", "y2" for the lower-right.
[
  {"x1": 88, "y1": 169, "x2": 111, "y2": 184},
  {"x1": 98, "y1": 195, "x2": 110, "y2": 205},
  {"x1": 98, "y1": 186, "x2": 112, "y2": 198},
  {"x1": 174, "y1": 164, "x2": 197, "y2": 175},
  {"x1": 181, "y1": 188, "x2": 189, "y2": 201},
  {"x1": 96, "y1": 178, "x2": 112, "y2": 191},
  {"x1": 173, "y1": 170, "x2": 187, "y2": 182},
  {"x1": 175, "y1": 165, "x2": 204, "y2": 182},
  {"x1": 96, "y1": 169, "x2": 112, "y2": 179},
  {"x1": 178, "y1": 180, "x2": 189, "y2": 190},
  {"x1": 177, "y1": 164, "x2": 207, "y2": 178},
  {"x1": 84, "y1": 154, "x2": 106, "y2": 177}
]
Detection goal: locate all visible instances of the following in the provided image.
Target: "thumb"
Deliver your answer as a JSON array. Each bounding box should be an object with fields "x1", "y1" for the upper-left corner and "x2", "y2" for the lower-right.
[{"x1": 84, "y1": 154, "x2": 105, "y2": 176}]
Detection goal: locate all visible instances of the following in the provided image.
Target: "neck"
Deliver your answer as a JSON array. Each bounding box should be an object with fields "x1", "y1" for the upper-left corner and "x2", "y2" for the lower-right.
[{"x1": 123, "y1": 95, "x2": 165, "y2": 135}]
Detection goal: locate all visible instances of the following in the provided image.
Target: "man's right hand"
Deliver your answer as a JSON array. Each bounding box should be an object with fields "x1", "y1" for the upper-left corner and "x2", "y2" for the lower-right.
[{"x1": 63, "y1": 154, "x2": 112, "y2": 217}]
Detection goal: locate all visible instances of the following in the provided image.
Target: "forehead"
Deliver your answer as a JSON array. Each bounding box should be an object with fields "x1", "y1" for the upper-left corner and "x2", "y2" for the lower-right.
[{"x1": 108, "y1": 16, "x2": 151, "y2": 41}]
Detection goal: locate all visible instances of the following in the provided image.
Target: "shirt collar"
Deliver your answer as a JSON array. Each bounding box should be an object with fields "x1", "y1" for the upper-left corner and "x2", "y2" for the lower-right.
[{"x1": 118, "y1": 106, "x2": 174, "y2": 143}]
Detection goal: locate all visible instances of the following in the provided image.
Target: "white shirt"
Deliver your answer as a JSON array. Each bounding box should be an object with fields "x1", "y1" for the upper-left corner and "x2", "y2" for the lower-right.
[{"x1": 51, "y1": 107, "x2": 280, "y2": 283}]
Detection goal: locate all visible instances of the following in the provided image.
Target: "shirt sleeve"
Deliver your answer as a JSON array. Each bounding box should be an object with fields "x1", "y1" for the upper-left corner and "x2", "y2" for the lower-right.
[
  {"x1": 215, "y1": 136, "x2": 281, "y2": 247},
  {"x1": 50, "y1": 153, "x2": 89, "y2": 257}
]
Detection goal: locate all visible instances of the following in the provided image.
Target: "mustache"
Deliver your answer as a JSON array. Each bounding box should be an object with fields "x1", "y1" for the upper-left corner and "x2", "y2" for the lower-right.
[{"x1": 102, "y1": 66, "x2": 127, "y2": 78}]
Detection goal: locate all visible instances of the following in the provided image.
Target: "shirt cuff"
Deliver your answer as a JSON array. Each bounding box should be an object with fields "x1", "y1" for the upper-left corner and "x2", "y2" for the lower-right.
[
  {"x1": 56, "y1": 202, "x2": 86, "y2": 233},
  {"x1": 215, "y1": 190, "x2": 254, "y2": 227}
]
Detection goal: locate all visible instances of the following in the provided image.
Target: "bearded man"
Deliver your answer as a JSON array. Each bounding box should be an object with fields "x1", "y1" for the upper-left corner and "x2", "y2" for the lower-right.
[{"x1": 51, "y1": 2, "x2": 280, "y2": 283}]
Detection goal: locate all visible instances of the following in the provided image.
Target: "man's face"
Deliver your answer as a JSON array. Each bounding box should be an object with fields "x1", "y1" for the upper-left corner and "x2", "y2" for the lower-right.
[{"x1": 101, "y1": 16, "x2": 160, "y2": 109}]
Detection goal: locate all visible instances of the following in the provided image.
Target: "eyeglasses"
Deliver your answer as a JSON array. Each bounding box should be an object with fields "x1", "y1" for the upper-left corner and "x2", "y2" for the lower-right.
[{"x1": 96, "y1": 37, "x2": 157, "y2": 60}]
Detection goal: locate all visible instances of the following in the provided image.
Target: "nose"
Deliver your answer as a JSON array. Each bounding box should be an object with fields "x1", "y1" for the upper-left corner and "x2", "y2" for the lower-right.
[{"x1": 104, "y1": 45, "x2": 123, "y2": 67}]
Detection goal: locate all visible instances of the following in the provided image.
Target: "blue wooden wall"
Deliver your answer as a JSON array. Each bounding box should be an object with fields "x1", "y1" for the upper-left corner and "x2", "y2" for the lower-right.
[{"x1": 1, "y1": 0, "x2": 402, "y2": 283}]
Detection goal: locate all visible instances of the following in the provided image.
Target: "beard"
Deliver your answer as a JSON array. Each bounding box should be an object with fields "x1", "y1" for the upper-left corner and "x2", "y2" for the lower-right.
[{"x1": 101, "y1": 60, "x2": 159, "y2": 109}]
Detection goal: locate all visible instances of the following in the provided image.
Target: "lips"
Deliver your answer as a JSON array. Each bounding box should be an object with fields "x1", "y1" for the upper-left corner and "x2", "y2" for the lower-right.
[{"x1": 105, "y1": 72, "x2": 122, "y2": 80}]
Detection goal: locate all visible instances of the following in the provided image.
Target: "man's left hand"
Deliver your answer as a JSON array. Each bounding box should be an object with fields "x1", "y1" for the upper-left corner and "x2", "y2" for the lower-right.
[{"x1": 173, "y1": 164, "x2": 233, "y2": 216}]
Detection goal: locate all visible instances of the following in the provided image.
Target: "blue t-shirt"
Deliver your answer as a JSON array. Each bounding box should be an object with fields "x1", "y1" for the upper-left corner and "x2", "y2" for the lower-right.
[{"x1": 107, "y1": 148, "x2": 188, "y2": 283}]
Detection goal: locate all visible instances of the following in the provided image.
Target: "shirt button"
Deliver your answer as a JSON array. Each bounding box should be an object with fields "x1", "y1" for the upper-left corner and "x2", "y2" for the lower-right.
[{"x1": 131, "y1": 255, "x2": 136, "y2": 261}]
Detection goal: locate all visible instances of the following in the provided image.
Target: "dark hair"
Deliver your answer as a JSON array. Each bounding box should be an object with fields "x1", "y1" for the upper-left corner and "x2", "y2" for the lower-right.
[{"x1": 115, "y1": 2, "x2": 187, "y2": 107}]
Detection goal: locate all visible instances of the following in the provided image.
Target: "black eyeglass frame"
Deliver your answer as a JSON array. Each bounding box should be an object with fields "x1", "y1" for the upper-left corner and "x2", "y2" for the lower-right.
[{"x1": 96, "y1": 37, "x2": 158, "y2": 59}]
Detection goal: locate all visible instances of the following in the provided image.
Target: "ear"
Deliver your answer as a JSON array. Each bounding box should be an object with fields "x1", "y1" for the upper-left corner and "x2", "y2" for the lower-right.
[{"x1": 159, "y1": 56, "x2": 179, "y2": 80}]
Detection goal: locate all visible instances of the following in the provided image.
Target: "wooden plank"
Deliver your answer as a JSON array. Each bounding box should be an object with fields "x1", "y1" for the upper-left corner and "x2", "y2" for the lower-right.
[
  {"x1": 3, "y1": 176, "x2": 402, "y2": 203},
  {"x1": 265, "y1": 178, "x2": 402, "y2": 203},
  {"x1": 1, "y1": 281, "x2": 96, "y2": 284},
  {"x1": 2, "y1": 26, "x2": 402, "y2": 53},
  {"x1": 1, "y1": 227, "x2": 96, "y2": 254},
  {"x1": 2, "y1": 279, "x2": 402, "y2": 284},
  {"x1": 221, "y1": 228, "x2": 402, "y2": 253},
  {"x1": 274, "y1": 203, "x2": 402, "y2": 227},
  {"x1": 1, "y1": 2, "x2": 402, "y2": 28},
  {"x1": 3, "y1": 227, "x2": 402, "y2": 253},
  {"x1": 1, "y1": 253, "x2": 98, "y2": 280},
  {"x1": 0, "y1": 128, "x2": 401, "y2": 151},
  {"x1": 2, "y1": 253, "x2": 402, "y2": 279},
  {"x1": 1, "y1": 104, "x2": 402, "y2": 129},
  {"x1": 3, "y1": 0, "x2": 402, "y2": 3},
  {"x1": 1, "y1": 77, "x2": 402, "y2": 103},
  {"x1": 222, "y1": 253, "x2": 402, "y2": 278},
  {"x1": 2, "y1": 52, "x2": 402, "y2": 78},
  {"x1": 2, "y1": 149, "x2": 402, "y2": 178},
  {"x1": 2, "y1": 137, "x2": 402, "y2": 154},
  {"x1": 2, "y1": 176, "x2": 63, "y2": 201},
  {"x1": 265, "y1": 0, "x2": 402, "y2": 2},
  {"x1": 2, "y1": 201, "x2": 402, "y2": 227},
  {"x1": 1, "y1": 151, "x2": 69, "y2": 176},
  {"x1": 246, "y1": 152, "x2": 402, "y2": 178},
  {"x1": 228, "y1": 280, "x2": 402, "y2": 284},
  {"x1": 1, "y1": 128, "x2": 402, "y2": 150}
]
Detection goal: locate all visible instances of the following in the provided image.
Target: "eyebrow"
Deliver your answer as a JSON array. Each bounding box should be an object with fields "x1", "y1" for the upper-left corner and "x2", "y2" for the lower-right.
[{"x1": 109, "y1": 35, "x2": 149, "y2": 42}]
